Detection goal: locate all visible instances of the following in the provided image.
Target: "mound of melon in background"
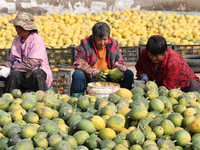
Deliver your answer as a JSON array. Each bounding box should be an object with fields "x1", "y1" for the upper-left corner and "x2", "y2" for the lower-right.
[
  {"x1": 0, "y1": 9, "x2": 200, "y2": 50},
  {"x1": 0, "y1": 81, "x2": 200, "y2": 149}
]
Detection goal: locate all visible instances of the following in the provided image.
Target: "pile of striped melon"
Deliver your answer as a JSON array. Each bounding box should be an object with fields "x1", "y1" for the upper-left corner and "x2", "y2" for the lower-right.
[{"x1": 0, "y1": 81, "x2": 200, "y2": 149}]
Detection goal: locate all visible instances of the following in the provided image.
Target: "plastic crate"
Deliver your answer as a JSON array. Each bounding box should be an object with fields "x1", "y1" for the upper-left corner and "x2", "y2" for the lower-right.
[
  {"x1": 0, "y1": 81, "x2": 5, "y2": 97},
  {"x1": 173, "y1": 45, "x2": 200, "y2": 55},
  {"x1": 52, "y1": 69, "x2": 71, "y2": 95},
  {"x1": 0, "y1": 49, "x2": 9, "y2": 63},
  {"x1": 7, "y1": 46, "x2": 76, "y2": 67},
  {"x1": 120, "y1": 46, "x2": 139, "y2": 64},
  {"x1": 47, "y1": 46, "x2": 76, "y2": 67}
]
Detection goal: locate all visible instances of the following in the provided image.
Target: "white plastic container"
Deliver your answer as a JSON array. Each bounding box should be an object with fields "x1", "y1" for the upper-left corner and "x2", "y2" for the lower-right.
[
  {"x1": 86, "y1": 82, "x2": 120, "y2": 97},
  {"x1": 134, "y1": 80, "x2": 145, "y2": 89}
]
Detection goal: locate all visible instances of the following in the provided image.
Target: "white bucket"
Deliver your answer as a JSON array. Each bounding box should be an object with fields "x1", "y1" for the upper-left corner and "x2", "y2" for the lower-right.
[{"x1": 86, "y1": 82, "x2": 120, "y2": 97}]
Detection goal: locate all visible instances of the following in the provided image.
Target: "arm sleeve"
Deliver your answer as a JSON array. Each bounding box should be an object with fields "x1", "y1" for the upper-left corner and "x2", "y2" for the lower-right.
[
  {"x1": 11, "y1": 58, "x2": 38, "y2": 72},
  {"x1": 74, "y1": 44, "x2": 96, "y2": 78},
  {"x1": 112, "y1": 43, "x2": 127, "y2": 72},
  {"x1": 162, "y1": 60, "x2": 180, "y2": 90},
  {"x1": 9, "y1": 38, "x2": 20, "y2": 62},
  {"x1": 113, "y1": 61, "x2": 127, "y2": 72},
  {"x1": 73, "y1": 59, "x2": 97, "y2": 78},
  {"x1": 1, "y1": 61, "x2": 12, "y2": 68},
  {"x1": 10, "y1": 34, "x2": 46, "y2": 72},
  {"x1": 135, "y1": 52, "x2": 146, "y2": 78},
  {"x1": 75, "y1": 44, "x2": 87, "y2": 61}
]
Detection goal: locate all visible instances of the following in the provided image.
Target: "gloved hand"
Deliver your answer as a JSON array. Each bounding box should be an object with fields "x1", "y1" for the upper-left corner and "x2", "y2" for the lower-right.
[
  {"x1": 108, "y1": 68, "x2": 123, "y2": 82},
  {"x1": 141, "y1": 74, "x2": 148, "y2": 83},
  {"x1": 0, "y1": 66, "x2": 11, "y2": 78},
  {"x1": 96, "y1": 70, "x2": 107, "y2": 81}
]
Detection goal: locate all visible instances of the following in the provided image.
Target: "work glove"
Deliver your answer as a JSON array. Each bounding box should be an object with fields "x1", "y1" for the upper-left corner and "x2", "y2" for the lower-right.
[
  {"x1": 108, "y1": 68, "x2": 124, "y2": 82},
  {"x1": 141, "y1": 74, "x2": 148, "y2": 83},
  {"x1": 0, "y1": 66, "x2": 11, "y2": 78},
  {"x1": 96, "y1": 70, "x2": 108, "y2": 81}
]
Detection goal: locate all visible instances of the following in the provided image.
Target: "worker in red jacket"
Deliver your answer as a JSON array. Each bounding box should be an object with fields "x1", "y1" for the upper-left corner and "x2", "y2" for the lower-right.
[{"x1": 135, "y1": 35, "x2": 200, "y2": 93}]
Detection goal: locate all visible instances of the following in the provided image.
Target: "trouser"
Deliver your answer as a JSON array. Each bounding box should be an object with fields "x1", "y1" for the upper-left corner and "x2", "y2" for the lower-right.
[
  {"x1": 182, "y1": 80, "x2": 200, "y2": 93},
  {"x1": 71, "y1": 69, "x2": 134, "y2": 94},
  {"x1": 4, "y1": 69, "x2": 47, "y2": 93}
]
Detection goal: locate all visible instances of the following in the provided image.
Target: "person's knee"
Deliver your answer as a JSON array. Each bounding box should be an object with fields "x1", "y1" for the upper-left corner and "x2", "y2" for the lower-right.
[
  {"x1": 71, "y1": 69, "x2": 88, "y2": 92},
  {"x1": 32, "y1": 69, "x2": 46, "y2": 78},
  {"x1": 9, "y1": 70, "x2": 21, "y2": 77},
  {"x1": 189, "y1": 79, "x2": 200, "y2": 93},
  {"x1": 124, "y1": 69, "x2": 134, "y2": 78},
  {"x1": 32, "y1": 69, "x2": 43, "y2": 75},
  {"x1": 72, "y1": 69, "x2": 85, "y2": 80}
]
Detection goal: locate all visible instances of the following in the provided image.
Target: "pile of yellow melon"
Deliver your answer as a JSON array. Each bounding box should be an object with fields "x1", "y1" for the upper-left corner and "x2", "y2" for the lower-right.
[{"x1": 0, "y1": 9, "x2": 200, "y2": 49}]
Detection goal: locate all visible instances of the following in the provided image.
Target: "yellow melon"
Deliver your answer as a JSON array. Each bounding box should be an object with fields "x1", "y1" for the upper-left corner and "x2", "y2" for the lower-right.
[
  {"x1": 98, "y1": 128, "x2": 116, "y2": 140},
  {"x1": 106, "y1": 116, "x2": 125, "y2": 132},
  {"x1": 190, "y1": 119, "x2": 200, "y2": 133},
  {"x1": 90, "y1": 115, "x2": 106, "y2": 131},
  {"x1": 116, "y1": 88, "x2": 133, "y2": 98}
]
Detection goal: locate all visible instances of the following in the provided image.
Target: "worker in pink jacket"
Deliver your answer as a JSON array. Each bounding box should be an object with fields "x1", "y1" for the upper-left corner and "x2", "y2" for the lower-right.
[{"x1": 0, "y1": 12, "x2": 53, "y2": 93}]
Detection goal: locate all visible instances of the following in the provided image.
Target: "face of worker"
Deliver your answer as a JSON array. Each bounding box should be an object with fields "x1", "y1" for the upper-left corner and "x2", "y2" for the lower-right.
[
  {"x1": 14, "y1": 25, "x2": 23, "y2": 36},
  {"x1": 148, "y1": 52, "x2": 165, "y2": 64},
  {"x1": 14, "y1": 25, "x2": 29, "y2": 37},
  {"x1": 93, "y1": 35, "x2": 109, "y2": 50}
]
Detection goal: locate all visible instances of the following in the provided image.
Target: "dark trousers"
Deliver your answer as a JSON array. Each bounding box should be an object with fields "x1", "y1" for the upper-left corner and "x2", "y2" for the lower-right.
[
  {"x1": 182, "y1": 80, "x2": 200, "y2": 93},
  {"x1": 71, "y1": 69, "x2": 134, "y2": 93},
  {"x1": 4, "y1": 69, "x2": 47, "y2": 93}
]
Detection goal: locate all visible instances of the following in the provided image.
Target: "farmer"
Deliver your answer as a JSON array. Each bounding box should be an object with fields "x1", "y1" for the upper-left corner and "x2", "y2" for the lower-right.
[
  {"x1": 135, "y1": 35, "x2": 200, "y2": 93},
  {"x1": 71, "y1": 22, "x2": 134, "y2": 97},
  {"x1": 0, "y1": 12, "x2": 53, "y2": 93}
]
